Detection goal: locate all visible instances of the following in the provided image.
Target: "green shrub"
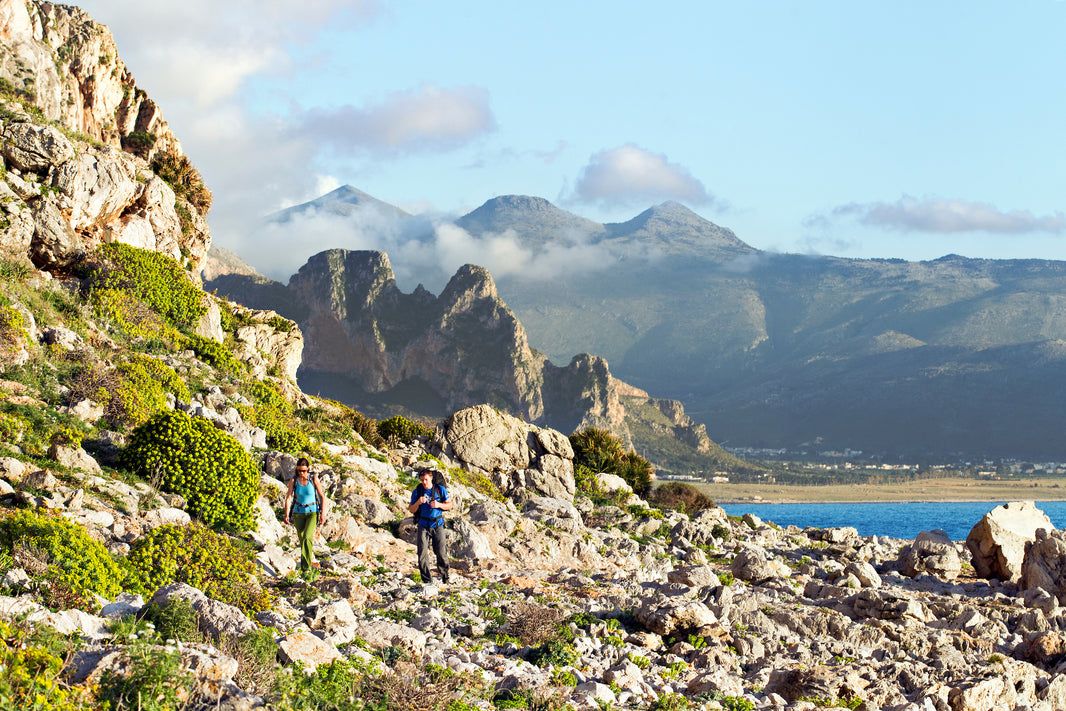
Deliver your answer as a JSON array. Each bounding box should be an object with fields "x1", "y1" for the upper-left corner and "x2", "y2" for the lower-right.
[
  {"x1": 139, "y1": 596, "x2": 199, "y2": 642},
  {"x1": 240, "y1": 379, "x2": 309, "y2": 454},
  {"x1": 99, "y1": 638, "x2": 191, "y2": 711},
  {"x1": 121, "y1": 409, "x2": 259, "y2": 531},
  {"x1": 526, "y1": 637, "x2": 578, "y2": 668},
  {"x1": 70, "y1": 355, "x2": 188, "y2": 428},
  {"x1": 377, "y1": 415, "x2": 432, "y2": 445},
  {"x1": 0, "y1": 617, "x2": 94, "y2": 710},
  {"x1": 88, "y1": 243, "x2": 206, "y2": 331},
  {"x1": 150, "y1": 150, "x2": 213, "y2": 213},
  {"x1": 184, "y1": 333, "x2": 243, "y2": 373},
  {"x1": 569, "y1": 427, "x2": 654, "y2": 496},
  {"x1": 126, "y1": 523, "x2": 273, "y2": 616},
  {"x1": 0, "y1": 509, "x2": 135, "y2": 610},
  {"x1": 648, "y1": 482, "x2": 713, "y2": 515},
  {"x1": 90, "y1": 287, "x2": 184, "y2": 346}
]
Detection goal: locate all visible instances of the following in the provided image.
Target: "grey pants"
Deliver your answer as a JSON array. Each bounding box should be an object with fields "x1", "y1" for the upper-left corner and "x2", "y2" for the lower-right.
[{"x1": 417, "y1": 524, "x2": 449, "y2": 583}]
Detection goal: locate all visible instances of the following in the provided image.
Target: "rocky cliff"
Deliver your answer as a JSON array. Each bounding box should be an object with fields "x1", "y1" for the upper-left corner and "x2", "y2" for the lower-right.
[
  {"x1": 287, "y1": 249, "x2": 636, "y2": 437},
  {"x1": 0, "y1": 0, "x2": 210, "y2": 274}
]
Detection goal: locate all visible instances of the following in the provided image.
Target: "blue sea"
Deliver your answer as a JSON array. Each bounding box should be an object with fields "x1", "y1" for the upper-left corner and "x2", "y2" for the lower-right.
[{"x1": 718, "y1": 501, "x2": 1066, "y2": 541}]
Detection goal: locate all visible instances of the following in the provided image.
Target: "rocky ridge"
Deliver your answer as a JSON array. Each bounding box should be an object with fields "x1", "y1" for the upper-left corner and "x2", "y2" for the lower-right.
[{"x1": 0, "y1": 0, "x2": 210, "y2": 274}]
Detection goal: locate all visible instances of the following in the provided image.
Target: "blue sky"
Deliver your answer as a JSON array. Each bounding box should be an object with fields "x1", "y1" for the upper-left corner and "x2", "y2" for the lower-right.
[{"x1": 77, "y1": 1, "x2": 1066, "y2": 281}]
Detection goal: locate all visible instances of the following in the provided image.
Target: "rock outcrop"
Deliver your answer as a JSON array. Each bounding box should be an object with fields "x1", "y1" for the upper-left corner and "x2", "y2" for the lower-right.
[
  {"x1": 967, "y1": 501, "x2": 1055, "y2": 582},
  {"x1": 0, "y1": 0, "x2": 210, "y2": 273}
]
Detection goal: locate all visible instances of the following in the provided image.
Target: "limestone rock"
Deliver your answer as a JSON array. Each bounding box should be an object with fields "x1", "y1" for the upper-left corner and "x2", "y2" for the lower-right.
[
  {"x1": 148, "y1": 583, "x2": 256, "y2": 641},
  {"x1": 900, "y1": 529, "x2": 962, "y2": 580},
  {"x1": 1020, "y1": 528, "x2": 1066, "y2": 604},
  {"x1": 278, "y1": 630, "x2": 344, "y2": 670},
  {"x1": 967, "y1": 501, "x2": 1054, "y2": 582}
]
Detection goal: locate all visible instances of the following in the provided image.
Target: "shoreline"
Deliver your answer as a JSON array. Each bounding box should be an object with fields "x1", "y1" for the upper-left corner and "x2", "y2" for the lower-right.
[{"x1": 691, "y1": 475, "x2": 1066, "y2": 505}]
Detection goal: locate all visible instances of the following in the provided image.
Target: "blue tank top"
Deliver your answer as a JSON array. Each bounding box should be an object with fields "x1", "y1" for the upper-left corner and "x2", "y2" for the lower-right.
[{"x1": 293, "y1": 475, "x2": 318, "y2": 513}]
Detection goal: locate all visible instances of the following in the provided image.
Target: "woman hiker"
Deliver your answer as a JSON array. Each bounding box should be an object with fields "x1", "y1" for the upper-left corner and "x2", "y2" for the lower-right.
[{"x1": 283, "y1": 457, "x2": 325, "y2": 570}]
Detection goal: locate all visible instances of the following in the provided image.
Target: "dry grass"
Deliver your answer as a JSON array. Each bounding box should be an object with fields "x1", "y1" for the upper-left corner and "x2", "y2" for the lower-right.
[
  {"x1": 698, "y1": 476, "x2": 1066, "y2": 504},
  {"x1": 505, "y1": 602, "x2": 564, "y2": 646}
]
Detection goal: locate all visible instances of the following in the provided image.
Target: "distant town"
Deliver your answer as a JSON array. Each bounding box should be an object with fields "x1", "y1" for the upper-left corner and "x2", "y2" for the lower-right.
[{"x1": 656, "y1": 444, "x2": 1066, "y2": 484}]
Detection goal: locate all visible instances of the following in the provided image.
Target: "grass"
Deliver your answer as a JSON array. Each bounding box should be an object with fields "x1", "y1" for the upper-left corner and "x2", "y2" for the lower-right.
[{"x1": 695, "y1": 476, "x2": 1066, "y2": 503}]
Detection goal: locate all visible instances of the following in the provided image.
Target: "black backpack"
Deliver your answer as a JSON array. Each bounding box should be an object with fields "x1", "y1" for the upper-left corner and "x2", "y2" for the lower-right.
[{"x1": 413, "y1": 469, "x2": 448, "y2": 526}]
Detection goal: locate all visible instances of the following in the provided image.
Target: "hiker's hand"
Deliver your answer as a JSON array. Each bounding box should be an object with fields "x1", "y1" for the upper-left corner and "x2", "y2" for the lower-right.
[
  {"x1": 283, "y1": 516, "x2": 290, "y2": 525},
  {"x1": 419, "y1": 495, "x2": 429, "y2": 505},
  {"x1": 429, "y1": 500, "x2": 439, "y2": 509}
]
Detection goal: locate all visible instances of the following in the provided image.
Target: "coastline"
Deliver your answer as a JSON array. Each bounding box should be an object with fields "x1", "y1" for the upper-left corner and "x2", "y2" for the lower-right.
[{"x1": 692, "y1": 475, "x2": 1066, "y2": 505}]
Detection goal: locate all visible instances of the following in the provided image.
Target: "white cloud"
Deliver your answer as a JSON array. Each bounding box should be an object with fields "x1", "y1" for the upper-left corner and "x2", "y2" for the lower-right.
[
  {"x1": 832, "y1": 196, "x2": 1066, "y2": 234},
  {"x1": 570, "y1": 144, "x2": 712, "y2": 208},
  {"x1": 295, "y1": 84, "x2": 497, "y2": 154}
]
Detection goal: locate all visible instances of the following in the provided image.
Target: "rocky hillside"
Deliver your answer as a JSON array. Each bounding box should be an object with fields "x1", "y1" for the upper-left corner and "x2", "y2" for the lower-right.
[{"x1": 0, "y1": 0, "x2": 211, "y2": 275}]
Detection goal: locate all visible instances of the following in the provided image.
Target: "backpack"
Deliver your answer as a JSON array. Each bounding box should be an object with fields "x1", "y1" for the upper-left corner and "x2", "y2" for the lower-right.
[
  {"x1": 288, "y1": 471, "x2": 324, "y2": 518},
  {"x1": 413, "y1": 469, "x2": 448, "y2": 527}
]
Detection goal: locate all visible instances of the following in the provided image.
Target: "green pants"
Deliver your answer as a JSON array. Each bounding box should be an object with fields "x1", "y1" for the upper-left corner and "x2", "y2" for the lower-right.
[{"x1": 293, "y1": 511, "x2": 318, "y2": 570}]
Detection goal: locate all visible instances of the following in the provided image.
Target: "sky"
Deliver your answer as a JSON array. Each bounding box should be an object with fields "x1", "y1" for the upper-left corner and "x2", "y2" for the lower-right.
[{"x1": 74, "y1": 1, "x2": 1066, "y2": 286}]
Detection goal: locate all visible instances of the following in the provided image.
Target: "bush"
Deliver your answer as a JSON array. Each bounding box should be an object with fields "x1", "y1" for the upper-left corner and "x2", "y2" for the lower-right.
[
  {"x1": 121, "y1": 410, "x2": 259, "y2": 531},
  {"x1": 240, "y1": 379, "x2": 309, "y2": 454},
  {"x1": 648, "y1": 481, "x2": 713, "y2": 515},
  {"x1": 0, "y1": 617, "x2": 94, "y2": 710},
  {"x1": 377, "y1": 415, "x2": 432, "y2": 445},
  {"x1": 69, "y1": 355, "x2": 188, "y2": 428},
  {"x1": 88, "y1": 243, "x2": 206, "y2": 331},
  {"x1": 0, "y1": 509, "x2": 135, "y2": 610},
  {"x1": 89, "y1": 287, "x2": 184, "y2": 346},
  {"x1": 184, "y1": 333, "x2": 243, "y2": 373},
  {"x1": 505, "y1": 602, "x2": 564, "y2": 647},
  {"x1": 126, "y1": 523, "x2": 273, "y2": 616},
  {"x1": 150, "y1": 150, "x2": 213, "y2": 213},
  {"x1": 139, "y1": 596, "x2": 199, "y2": 642},
  {"x1": 569, "y1": 427, "x2": 655, "y2": 496}
]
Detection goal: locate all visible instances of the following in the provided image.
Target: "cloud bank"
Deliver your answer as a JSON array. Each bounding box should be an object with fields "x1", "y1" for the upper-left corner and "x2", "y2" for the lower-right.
[
  {"x1": 249, "y1": 209, "x2": 624, "y2": 292},
  {"x1": 833, "y1": 196, "x2": 1066, "y2": 234},
  {"x1": 295, "y1": 84, "x2": 496, "y2": 155},
  {"x1": 571, "y1": 145, "x2": 712, "y2": 208}
]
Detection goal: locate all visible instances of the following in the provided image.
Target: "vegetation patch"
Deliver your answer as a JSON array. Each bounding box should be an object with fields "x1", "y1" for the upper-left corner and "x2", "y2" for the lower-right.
[
  {"x1": 570, "y1": 427, "x2": 654, "y2": 496},
  {"x1": 0, "y1": 509, "x2": 135, "y2": 610},
  {"x1": 126, "y1": 522, "x2": 273, "y2": 616},
  {"x1": 121, "y1": 409, "x2": 259, "y2": 531}
]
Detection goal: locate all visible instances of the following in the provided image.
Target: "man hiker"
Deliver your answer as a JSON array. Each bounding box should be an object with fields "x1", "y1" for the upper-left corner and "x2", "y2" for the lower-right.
[{"x1": 409, "y1": 468, "x2": 452, "y2": 585}]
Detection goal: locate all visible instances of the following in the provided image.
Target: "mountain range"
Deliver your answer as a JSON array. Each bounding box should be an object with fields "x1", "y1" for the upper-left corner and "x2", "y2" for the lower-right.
[{"x1": 210, "y1": 187, "x2": 1066, "y2": 462}]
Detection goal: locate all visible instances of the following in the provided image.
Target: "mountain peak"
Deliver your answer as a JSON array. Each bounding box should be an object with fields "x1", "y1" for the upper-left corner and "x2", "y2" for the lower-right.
[
  {"x1": 458, "y1": 195, "x2": 605, "y2": 244},
  {"x1": 606, "y1": 202, "x2": 756, "y2": 259},
  {"x1": 270, "y1": 185, "x2": 410, "y2": 223}
]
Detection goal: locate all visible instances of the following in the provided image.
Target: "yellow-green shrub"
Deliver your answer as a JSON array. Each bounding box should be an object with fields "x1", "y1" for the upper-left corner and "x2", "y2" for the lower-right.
[
  {"x1": 91, "y1": 287, "x2": 183, "y2": 346},
  {"x1": 184, "y1": 333, "x2": 243, "y2": 373},
  {"x1": 241, "y1": 379, "x2": 309, "y2": 454},
  {"x1": 121, "y1": 410, "x2": 259, "y2": 531},
  {"x1": 69, "y1": 356, "x2": 188, "y2": 428},
  {"x1": 0, "y1": 618, "x2": 95, "y2": 710},
  {"x1": 89, "y1": 243, "x2": 205, "y2": 331},
  {"x1": 0, "y1": 509, "x2": 135, "y2": 609},
  {"x1": 377, "y1": 415, "x2": 432, "y2": 445},
  {"x1": 126, "y1": 523, "x2": 273, "y2": 616}
]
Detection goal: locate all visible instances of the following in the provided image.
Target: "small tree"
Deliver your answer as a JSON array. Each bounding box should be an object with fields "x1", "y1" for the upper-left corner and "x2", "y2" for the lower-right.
[{"x1": 569, "y1": 427, "x2": 655, "y2": 497}]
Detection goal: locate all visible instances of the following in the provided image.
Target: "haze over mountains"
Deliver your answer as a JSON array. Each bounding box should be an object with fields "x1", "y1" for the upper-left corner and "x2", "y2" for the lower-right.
[{"x1": 211, "y1": 186, "x2": 1066, "y2": 461}]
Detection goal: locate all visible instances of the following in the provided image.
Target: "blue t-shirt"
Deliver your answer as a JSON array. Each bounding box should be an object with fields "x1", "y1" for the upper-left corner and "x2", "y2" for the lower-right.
[{"x1": 411, "y1": 484, "x2": 449, "y2": 528}]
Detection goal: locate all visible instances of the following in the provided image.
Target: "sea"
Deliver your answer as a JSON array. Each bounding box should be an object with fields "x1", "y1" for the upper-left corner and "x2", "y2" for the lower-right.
[{"x1": 718, "y1": 501, "x2": 1066, "y2": 541}]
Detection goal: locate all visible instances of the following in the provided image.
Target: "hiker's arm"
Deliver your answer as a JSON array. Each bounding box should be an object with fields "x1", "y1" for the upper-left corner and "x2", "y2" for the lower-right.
[
  {"x1": 409, "y1": 491, "x2": 424, "y2": 514},
  {"x1": 433, "y1": 494, "x2": 453, "y2": 511},
  {"x1": 282, "y1": 478, "x2": 295, "y2": 523}
]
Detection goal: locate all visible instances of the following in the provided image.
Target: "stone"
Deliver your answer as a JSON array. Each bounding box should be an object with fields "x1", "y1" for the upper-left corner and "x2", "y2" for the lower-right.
[
  {"x1": 141, "y1": 507, "x2": 192, "y2": 530},
  {"x1": 1020, "y1": 528, "x2": 1066, "y2": 604},
  {"x1": 148, "y1": 583, "x2": 257, "y2": 641},
  {"x1": 900, "y1": 529, "x2": 962, "y2": 580},
  {"x1": 278, "y1": 630, "x2": 344, "y2": 670},
  {"x1": 966, "y1": 501, "x2": 1054, "y2": 583}
]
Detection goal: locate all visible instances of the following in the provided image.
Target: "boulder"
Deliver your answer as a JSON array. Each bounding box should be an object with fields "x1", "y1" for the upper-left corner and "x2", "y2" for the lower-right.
[
  {"x1": 148, "y1": 583, "x2": 256, "y2": 641},
  {"x1": 670, "y1": 507, "x2": 730, "y2": 546},
  {"x1": 966, "y1": 501, "x2": 1054, "y2": 582},
  {"x1": 278, "y1": 630, "x2": 344, "y2": 670},
  {"x1": 900, "y1": 529, "x2": 962, "y2": 580},
  {"x1": 635, "y1": 595, "x2": 717, "y2": 636},
  {"x1": 449, "y1": 517, "x2": 496, "y2": 563},
  {"x1": 435, "y1": 405, "x2": 575, "y2": 501},
  {"x1": 1020, "y1": 528, "x2": 1066, "y2": 604}
]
